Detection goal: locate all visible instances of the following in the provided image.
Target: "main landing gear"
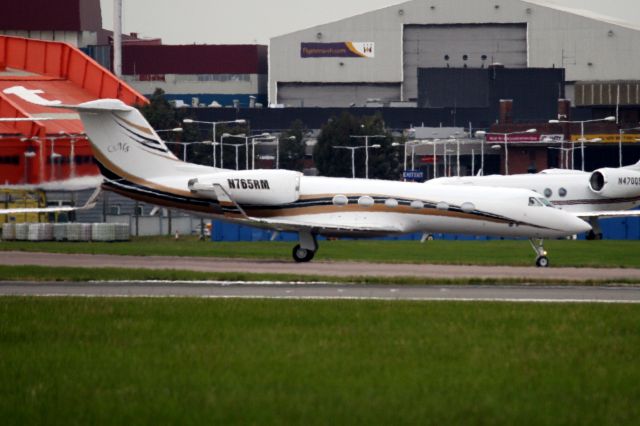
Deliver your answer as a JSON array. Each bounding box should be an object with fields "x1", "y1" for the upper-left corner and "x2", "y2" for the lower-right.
[
  {"x1": 585, "y1": 218, "x2": 603, "y2": 240},
  {"x1": 292, "y1": 231, "x2": 318, "y2": 263},
  {"x1": 529, "y1": 238, "x2": 549, "y2": 267}
]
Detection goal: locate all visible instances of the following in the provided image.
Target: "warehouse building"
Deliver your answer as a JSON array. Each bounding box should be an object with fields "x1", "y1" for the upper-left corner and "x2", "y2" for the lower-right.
[
  {"x1": 0, "y1": 0, "x2": 102, "y2": 48},
  {"x1": 121, "y1": 44, "x2": 268, "y2": 108},
  {"x1": 269, "y1": 0, "x2": 640, "y2": 114}
]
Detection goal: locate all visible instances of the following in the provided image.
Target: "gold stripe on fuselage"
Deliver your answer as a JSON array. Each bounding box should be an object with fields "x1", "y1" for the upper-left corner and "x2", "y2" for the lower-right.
[{"x1": 93, "y1": 148, "x2": 203, "y2": 199}]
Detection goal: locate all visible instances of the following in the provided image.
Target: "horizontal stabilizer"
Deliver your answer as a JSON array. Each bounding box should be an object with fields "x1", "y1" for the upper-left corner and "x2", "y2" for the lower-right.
[
  {"x1": 0, "y1": 187, "x2": 101, "y2": 215},
  {"x1": 50, "y1": 99, "x2": 135, "y2": 113}
]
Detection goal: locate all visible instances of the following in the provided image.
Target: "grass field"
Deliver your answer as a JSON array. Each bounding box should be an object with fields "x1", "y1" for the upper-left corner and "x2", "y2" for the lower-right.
[
  {"x1": 2, "y1": 237, "x2": 640, "y2": 268},
  {"x1": 0, "y1": 298, "x2": 639, "y2": 425},
  {"x1": 2, "y1": 265, "x2": 640, "y2": 285}
]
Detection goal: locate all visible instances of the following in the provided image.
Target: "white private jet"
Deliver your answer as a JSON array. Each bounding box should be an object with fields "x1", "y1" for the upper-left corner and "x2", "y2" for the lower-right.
[
  {"x1": 426, "y1": 162, "x2": 640, "y2": 240},
  {"x1": 3, "y1": 99, "x2": 592, "y2": 266}
]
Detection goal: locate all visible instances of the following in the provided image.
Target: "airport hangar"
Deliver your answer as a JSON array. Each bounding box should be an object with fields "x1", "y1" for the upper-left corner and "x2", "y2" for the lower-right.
[
  {"x1": 269, "y1": 0, "x2": 640, "y2": 110},
  {"x1": 254, "y1": 0, "x2": 640, "y2": 176}
]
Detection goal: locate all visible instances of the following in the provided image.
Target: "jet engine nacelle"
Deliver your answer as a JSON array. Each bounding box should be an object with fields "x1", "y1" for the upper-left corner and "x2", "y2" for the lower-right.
[
  {"x1": 189, "y1": 169, "x2": 301, "y2": 205},
  {"x1": 589, "y1": 167, "x2": 640, "y2": 198}
]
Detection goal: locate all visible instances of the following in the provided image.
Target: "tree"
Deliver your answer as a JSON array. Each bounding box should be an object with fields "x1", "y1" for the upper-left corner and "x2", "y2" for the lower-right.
[
  {"x1": 279, "y1": 119, "x2": 307, "y2": 172},
  {"x1": 314, "y1": 112, "x2": 401, "y2": 180},
  {"x1": 138, "y1": 88, "x2": 201, "y2": 162},
  {"x1": 138, "y1": 88, "x2": 178, "y2": 131}
]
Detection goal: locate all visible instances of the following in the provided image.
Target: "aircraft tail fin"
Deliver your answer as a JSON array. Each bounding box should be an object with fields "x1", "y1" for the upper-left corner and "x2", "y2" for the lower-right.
[{"x1": 54, "y1": 99, "x2": 181, "y2": 182}]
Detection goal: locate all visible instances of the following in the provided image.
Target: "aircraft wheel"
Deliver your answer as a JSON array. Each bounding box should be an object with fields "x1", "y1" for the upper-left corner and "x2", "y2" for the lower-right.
[
  {"x1": 292, "y1": 244, "x2": 315, "y2": 263},
  {"x1": 536, "y1": 256, "x2": 549, "y2": 268}
]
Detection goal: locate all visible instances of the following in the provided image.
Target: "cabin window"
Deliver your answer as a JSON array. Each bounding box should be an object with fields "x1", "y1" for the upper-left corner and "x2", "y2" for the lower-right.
[
  {"x1": 385, "y1": 198, "x2": 398, "y2": 208},
  {"x1": 436, "y1": 201, "x2": 449, "y2": 211},
  {"x1": 332, "y1": 195, "x2": 348, "y2": 206},
  {"x1": 544, "y1": 188, "x2": 553, "y2": 198},
  {"x1": 558, "y1": 187, "x2": 567, "y2": 197},
  {"x1": 358, "y1": 196, "x2": 374, "y2": 207},
  {"x1": 410, "y1": 200, "x2": 424, "y2": 209},
  {"x1": 461, "y1": 202, "x2": 475, "y2": 213}
]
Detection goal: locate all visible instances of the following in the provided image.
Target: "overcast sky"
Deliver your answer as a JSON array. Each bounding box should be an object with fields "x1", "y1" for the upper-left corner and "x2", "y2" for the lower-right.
[{"x1": 99, "y1": 0, "x2": 640, "y2": 44}]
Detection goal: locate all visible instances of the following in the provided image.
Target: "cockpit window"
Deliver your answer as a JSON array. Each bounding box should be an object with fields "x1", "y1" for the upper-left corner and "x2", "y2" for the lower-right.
[
  {"x1": 529, "y1": 197, "x2": 543, "y2": 207},
  {"x1": 538, "y1": 197, "x2": 554, "y2": 207}
]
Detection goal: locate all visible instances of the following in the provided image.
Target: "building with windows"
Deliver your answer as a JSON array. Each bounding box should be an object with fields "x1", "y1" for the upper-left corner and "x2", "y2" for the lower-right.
[{"x1": 121, "y1": 44, "x2": 268, "y2": 108}]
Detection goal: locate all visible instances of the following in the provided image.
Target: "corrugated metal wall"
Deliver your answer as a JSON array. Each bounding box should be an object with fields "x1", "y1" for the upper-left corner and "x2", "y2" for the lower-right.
[
  {"x1": 575, "y1": 81, "x2": 640, "y2": 106},
  {"x1": 403, "y1": 24, "x2": 527, "y2": 101},
  {"x1": 277, "y1": 83, "x2": 401, "y2": 107}
]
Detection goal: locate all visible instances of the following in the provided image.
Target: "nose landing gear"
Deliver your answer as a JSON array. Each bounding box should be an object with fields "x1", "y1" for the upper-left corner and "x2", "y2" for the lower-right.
[{"x1": 529, "y1": 238, "x2": 549, "y2": 267}]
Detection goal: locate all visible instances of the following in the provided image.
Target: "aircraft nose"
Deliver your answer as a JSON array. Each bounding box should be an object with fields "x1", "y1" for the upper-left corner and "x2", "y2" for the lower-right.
[{"x1": 569, "y1": 216, "x2": 592, "y2": 235}]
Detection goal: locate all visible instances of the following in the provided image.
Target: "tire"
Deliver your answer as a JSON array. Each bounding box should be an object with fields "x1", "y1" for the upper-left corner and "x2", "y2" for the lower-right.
[
  {"x1": 292, "y1": 244, "x2": 315, "y2": 263},
  {"x1": 536, "y1": 256, "x2": 549, "y2": 268}
]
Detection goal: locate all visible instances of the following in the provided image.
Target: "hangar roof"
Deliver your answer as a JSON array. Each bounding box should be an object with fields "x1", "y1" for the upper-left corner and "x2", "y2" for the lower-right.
[
  {"x1": 0, "y1": 35, "x2": 147, "y2": 138},
  {"x1": 524, "y1": 0, "x2": 640, "y2": 32}
]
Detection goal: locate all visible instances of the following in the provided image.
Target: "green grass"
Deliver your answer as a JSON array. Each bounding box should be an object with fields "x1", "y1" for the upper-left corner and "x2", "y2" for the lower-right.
[
  {"x1": 2, "y1": 237, "x2": 640, "y2": 268},
  {"x1": 0, "y1": 265, "x2": 640, "y2": 286},
  {"x1": 0, "y1": 298, "x2": 639, "y2": 425},
  {"x1": 1, "y1": 265, "x2": 640, "y2": 285}
]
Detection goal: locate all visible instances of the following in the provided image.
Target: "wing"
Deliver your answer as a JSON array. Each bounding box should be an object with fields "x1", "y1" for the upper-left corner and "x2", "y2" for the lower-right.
[
  {"x1": 0, "y1": 187, "x2": 101, "y2": 215},
  {"x1": 576, "y1": 210, "x2": 640, "y2": 219},
  {"x1": 211, "y1": 183, "x2": 403, "y2": 235}
]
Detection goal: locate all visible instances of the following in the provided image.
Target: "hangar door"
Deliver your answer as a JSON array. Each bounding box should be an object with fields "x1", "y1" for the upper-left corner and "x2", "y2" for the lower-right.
[
  {"x1": 277, "y1": 83, "x2": 401, "y2": 107},
  {"x1": 403, "y1": 24, "x2": 527, "y2": 102}
]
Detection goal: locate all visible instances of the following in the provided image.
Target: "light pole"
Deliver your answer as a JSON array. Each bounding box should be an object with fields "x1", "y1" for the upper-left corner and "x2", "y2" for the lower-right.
[
  {"x1": 183, "y1": 119, "x2": 246, "y2": 166},
  {"x1": 163, "y1": 141, "x2": 203, "y2": 161},
  {"x1": 471, "y1": 149, "x2": 475, "y2": 175},
  {"x1": 47, "y1": 136, "x2": 66, "y2": 181},
  {"x1": 442, "y1": 140, "x2": 448, "y2": 176},
  {"x1": 475, "y1": 129, "x2": 536, "y2": 175},
  {"x1": 232, "y1": 144, "x2": 241, "y2": 170},
  {"x1": 395, "y1": 140, "x2": 433, "y2": 181},
  {"x1": 155, "y1": 127, "x2": 183, "y2": 134},
  {"x1": 20, "y1": 136, "x2": 42, "y2": 182},
  {"x1": 349, "y1": 134, "x2": 385, "y2": 179},
  {"x1": 252, "y1": 137, "x2": 277, "y2": 169},
  {"x1": 220, "y1": 133, "x2": 245, "y2": 169},
  {"x1": 618, "y1": 126, "x2": 640, "y2": 167},
  {"x1": 474, "y1": 131, "x2": 486, "y2": 175},
  {"x1": 57, "y1": 131, "x2": 87, "y2": 178},
  {"x1": 548, "y1": 146, "x2": 577, "y2": 169},
  {"x1": 23, "y1": 150, "x2": 36, "y2": 183},
  {"x1": 249, "y1": 133, "x2": 273, "y2": 169},
  {"x1": 332, "y1": 144, "x2": 381, "y2": 178},
  {"x1": 549, "y1": 116, "x2": 615, "y2": 171}
]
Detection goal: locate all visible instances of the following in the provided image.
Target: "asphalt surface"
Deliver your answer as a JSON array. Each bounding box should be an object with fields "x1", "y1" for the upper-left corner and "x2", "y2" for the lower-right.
[
  {"x1": 1, "y1": 281, "x2": 640, "y2": 303},
  {"x1": 2, "y1": 251, "x2": 640, "y2": 282}
]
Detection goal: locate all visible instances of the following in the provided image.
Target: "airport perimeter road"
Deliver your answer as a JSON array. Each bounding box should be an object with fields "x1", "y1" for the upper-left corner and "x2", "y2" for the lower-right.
[
  {"x1": 2, "y1": 251, "x2": 640, "y2": 282},
  {"x1": 1, "y1": 281, "x2": 640, "y2": 303}
]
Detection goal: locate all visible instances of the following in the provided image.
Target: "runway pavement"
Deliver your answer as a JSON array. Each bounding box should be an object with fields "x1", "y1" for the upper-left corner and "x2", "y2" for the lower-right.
[
  {"x1": 2, "y1": 251, "x2": 640, "y2": 282},
  {"x1": 1, "y1": 281, "x2": 640, "y2": 303}
]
